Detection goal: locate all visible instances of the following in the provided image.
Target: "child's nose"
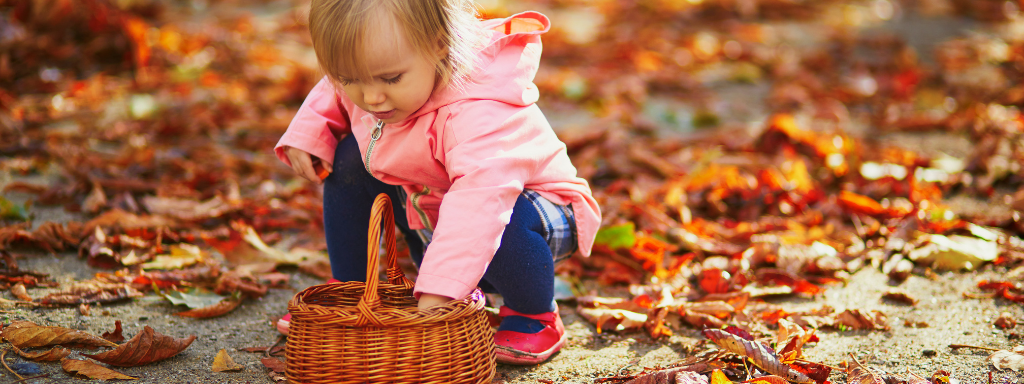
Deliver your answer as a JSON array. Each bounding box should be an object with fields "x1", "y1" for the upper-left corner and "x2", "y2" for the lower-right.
[{"x1": 363, "y1": 86, "x2": 386, "y2": 107}]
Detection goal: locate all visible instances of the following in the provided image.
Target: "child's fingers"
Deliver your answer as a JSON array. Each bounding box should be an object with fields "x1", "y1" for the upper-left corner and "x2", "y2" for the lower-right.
[
  {"x1": 287, "y1": 150, "x2": 321, "y2": 184},
  {"x1": 315, "y1": 157, "x2": 333, "y2": 179}
]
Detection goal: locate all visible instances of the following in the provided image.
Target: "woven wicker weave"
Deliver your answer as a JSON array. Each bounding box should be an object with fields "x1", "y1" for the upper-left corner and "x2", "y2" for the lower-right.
[{"x1": 285, "y1": 193, "x2": 496, "y2": 384}]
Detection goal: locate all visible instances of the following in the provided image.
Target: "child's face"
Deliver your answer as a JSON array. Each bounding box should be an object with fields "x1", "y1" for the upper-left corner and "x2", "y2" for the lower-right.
[{"x1": 338, "y1": 11, "x2": 442, "y2": 124}]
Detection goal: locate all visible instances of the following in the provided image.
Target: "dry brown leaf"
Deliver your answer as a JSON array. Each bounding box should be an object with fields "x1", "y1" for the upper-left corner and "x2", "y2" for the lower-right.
[
  {"x1": 1, "y1": 320, "x2": 117, "y2": 349},
  {"x1": 577, "y1": 306, "x2": 647, "y2": 332},
  {"x1": 38, "y1": 280, "x2": 143, "y2": 305},
  {"x1": 847, "y1": 354, "x2": 884, "y2": 384},
  {"x1": 882, "y1": 289, "x2": 918, "y2": 306},
  {"x1": 623, "y1": 367, "x2": 708, "y2": 384},
  {"x1": 989, "y1": 345, "x2": 1024, "y2": 371},
  {"x1": 995, "y1": 312, "x2": 1017, "y2": 329},
  {"x1": 83, "y1": 182, "x2": 109, "y2": 214},
  {"x1": 10, "y1": 282, "x2": 32, "y2": 301},
  {"x1": 103, "y1": 320, "x2": 125, "y2": 343},
  {"x1": 703, "y1": 329, "x2": 813, "y2": 383},
  {"x1": 176, "y1": 296, "x2": 242, "y2": 318},
  {"x1": 833, "y1": 309, "x2": 889, "y2": 331},
  {"x1": 212, "y1": 349, "x2": 243, "y2": 372},
  {"x1": 62, "y1": 358, "x2": 137, "y2": 380},
  {"x1": 261, "y1": 357, "x2": 287, "y2": 373},
  {"x1": 11, "y1": 343, "x2": 72, "y2": 361},
  {"x1": 84, "y1": 326, "x2": 197, "y2": 367}
]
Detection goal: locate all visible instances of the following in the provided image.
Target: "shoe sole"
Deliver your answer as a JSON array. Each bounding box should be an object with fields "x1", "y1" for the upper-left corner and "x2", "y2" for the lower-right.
[
  {"x1": 494, "y1": 333, "x2": 567, "y2": 365},
  {"x1": 276, "y1": 318, "x2": 290, "y2": 336}
]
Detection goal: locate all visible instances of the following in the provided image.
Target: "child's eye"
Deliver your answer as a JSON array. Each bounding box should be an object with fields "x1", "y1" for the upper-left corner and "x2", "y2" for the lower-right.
[
  {"x1": 340, "y1": 78, "x2": 355, "y2": 86},
  {"x1": 382, "y1": 74, "x2": 403, "y2": 84}
]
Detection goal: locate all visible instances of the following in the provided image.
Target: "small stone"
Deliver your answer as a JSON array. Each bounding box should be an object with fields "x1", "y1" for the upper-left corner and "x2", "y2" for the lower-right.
[
  {"x1": 138, "y1": 316, "x2": 148, "y2": 320},
  {"x1": 963, "y1": 331, "x2": 972, "y2": 335},
  {"x1": 923, "y1": 349, "x2": 937, "y2": 357}
]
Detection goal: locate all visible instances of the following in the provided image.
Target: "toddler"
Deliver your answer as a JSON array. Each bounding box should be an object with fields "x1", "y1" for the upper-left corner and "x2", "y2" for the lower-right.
[{"x1": 273, "y1": 0, "x2": 600, "y2": 365}]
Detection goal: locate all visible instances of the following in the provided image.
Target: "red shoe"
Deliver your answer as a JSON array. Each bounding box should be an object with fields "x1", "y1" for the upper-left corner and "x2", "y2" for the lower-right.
[
  {"x1": 493, "y1": 306, "x2": 566, "y2": 365},
  {"x1": 276, "y1": 278, "x2": 340, "y2": 335}
]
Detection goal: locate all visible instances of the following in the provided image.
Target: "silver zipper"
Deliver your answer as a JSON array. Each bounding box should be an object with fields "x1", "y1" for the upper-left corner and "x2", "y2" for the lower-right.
[
  {"x1": 364, "y1": 120, "x2": 384, "y2": 174},
  {"x1": 410, "y1": 186, "x2": 434, "y2": 231}
]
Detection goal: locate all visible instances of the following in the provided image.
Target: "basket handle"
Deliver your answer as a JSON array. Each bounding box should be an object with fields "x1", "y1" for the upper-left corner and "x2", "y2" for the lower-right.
[{"x1": 357, "y1": 193, "x2": 415, "y2": 325}]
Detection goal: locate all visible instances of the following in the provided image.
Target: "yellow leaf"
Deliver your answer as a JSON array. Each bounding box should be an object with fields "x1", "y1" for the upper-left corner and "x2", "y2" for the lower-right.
[
  {"x1": 142, "y1": 244, "x2": 204, "y2": 270},
  {"x1": 212, "y1": 349, "x2": 243, "y2": 372}
]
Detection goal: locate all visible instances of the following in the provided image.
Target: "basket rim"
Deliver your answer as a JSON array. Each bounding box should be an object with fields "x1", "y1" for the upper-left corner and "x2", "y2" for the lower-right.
[{"x1": 287, "y1": 282, "x2": 487, "y2": 324}]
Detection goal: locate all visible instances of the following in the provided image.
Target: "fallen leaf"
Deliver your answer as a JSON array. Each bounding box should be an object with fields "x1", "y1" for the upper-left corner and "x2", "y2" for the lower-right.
[
  {"x1": 62, "y1": 358, "x2": 137, "y2": 380},
  {"x1": 164, "y1": 288, "x2": 228, "y2": 309},
  {"x1": 908, "y1": 234, "x2": 998, "y2": 271},
  {"x1": 177, "y1": 295, "x2": 242, "y2": 318},
  {"x1": 847, "y1": 354, "x2": 884, "y2": 384},
  {"x1": 675, "y1": 371, "x2": 710, "y2": 384},
  {"x1": 103, "y1": 320, "x2": 125, "y2": 343},
  {"x1": 11, "y1": 344, "x2": 72, "y2": 361},
  {"x1": 594, "y1": 222, "x2": 637, "y2": 249},
  {"x1": 261, "y1": 357, "x2": 287, "y2": 373},
  {"x1": 710, "y1": 370, "x2": 731, "y2": 384},
  {"x1": 141, "y1": 244, "x2": 205, "y2": 270},
  {"x1": 84, "y1": 326, "x2": 197, "y2": 366},
  {"x1": 833, "y1": 309, "x2": 889, "y2": 331},
  {"x1": 744, "y1": 376, "x2": 790, "y2": 384},
  {"x1": 212, "y1": 349, "x2": 243, "y2": 372},
  {"x1": 11, "y1": 282, "x2": 32, "y2": 301},
  {"x1": 142, "y1": 195, "x2": 233, "y2": 221},
  {"x1": 1, "y1": 321, "x2": 117, "y2": 349},
  {"x1": 906, "y1": 370, "x2": 930, "y2": 384},
  {"x1": 577, "y1": 306, "x2": 647, "y2": 332},
  {"x1": 882, "y1": 289, "x2": 919, "y2": 306},
  {"x1": 38, "y1": 280, "x2": 143, "y2": 305},
  {"x1": 989, "y1": 345, "x2": 1024, "y2": 371},
  {"x1": 995, "y1": 312, "x2": 1017, "y2": 329},
  {"x1": 703, "y1": 329, "x2": 813, "y2": 383}
]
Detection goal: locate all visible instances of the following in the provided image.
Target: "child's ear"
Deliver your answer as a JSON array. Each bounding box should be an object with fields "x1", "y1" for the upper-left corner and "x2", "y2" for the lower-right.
[{"x1": 435, "y1": 37, "x2": 449, "y2": 60}]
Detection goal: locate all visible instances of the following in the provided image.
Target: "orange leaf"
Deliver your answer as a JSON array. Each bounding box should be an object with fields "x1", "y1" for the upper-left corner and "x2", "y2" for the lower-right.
[
  {"x1": 1, "y1": 321, "x2": 117, "y2": 349},
  {"x1": 744, "y1": 376, "x2": 790, "y2": 384},
  {"x1": 83, "y1": 326, "x2": 196, "y2": 367},
  {"x1": 711, "y1": 369, "x2": 732, "y2": 384},
  {"x1": 838, "y1": 191, "x2": 885, "y2": 216},
  {"x1": 62, "y1": 358, "x2": 137, "y2": 380},
  {"x1": 103, "y1": 320, "x2": 125, "y2": 343},
  {"x1": 176, "y1": 296, "x2": 242, "y2": 318},
  {"x1": 11, "y1": 344, "x2": 71, "y2": 361}
]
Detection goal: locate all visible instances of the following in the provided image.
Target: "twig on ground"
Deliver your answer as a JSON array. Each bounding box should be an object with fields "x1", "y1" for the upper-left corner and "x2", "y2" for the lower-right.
[
  {"x1": 0, "y1": 348, "x2": 24, "y2": 380},
  {"x1": 963, "y1": 292, "x2": 998, "y2": 299},
  {"x1": 949, "y1": 344, "x2": 1001, "y2": 352},
  {"x1": 11, "y1": 373, "x2": 48, "y2": 384}
]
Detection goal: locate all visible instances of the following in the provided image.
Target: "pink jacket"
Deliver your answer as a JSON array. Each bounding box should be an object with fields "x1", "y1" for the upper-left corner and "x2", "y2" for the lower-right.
[{"x1": 274, "y1": 12, "x2": 600, "y2": 301}]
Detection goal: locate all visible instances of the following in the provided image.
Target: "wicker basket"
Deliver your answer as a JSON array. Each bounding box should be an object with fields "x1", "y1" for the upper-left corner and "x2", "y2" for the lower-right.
[{"x1": 285, "y1": 193, "x2": 496, "y2": 384}]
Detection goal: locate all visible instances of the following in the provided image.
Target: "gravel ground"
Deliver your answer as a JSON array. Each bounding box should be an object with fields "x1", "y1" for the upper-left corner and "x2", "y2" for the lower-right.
[
  {"x1": 0, "y1": 180, "x2": 1020, "y2": 384},
  {"x1": 3, "y1": 2, "x2": 1024, "y2": 384}
]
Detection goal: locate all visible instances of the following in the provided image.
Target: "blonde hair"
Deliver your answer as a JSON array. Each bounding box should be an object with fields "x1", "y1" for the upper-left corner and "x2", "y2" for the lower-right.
[{"x1": 309, "y1": 0, "x2": 483, "y2": 92}]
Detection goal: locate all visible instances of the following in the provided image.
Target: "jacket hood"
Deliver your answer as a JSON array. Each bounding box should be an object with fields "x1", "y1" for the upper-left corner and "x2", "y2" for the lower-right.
[{"x1": 404, "y1": 11, "x2": 550, "y2": 121}]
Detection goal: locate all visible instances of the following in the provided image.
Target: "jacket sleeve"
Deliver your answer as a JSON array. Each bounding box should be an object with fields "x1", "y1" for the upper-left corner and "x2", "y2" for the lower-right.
[
  {"x1": 413, "y1": 102, "x2": 562, "y2": 300},
  {"x1": 274, "y1": 78, "x2": 350, "y2": 167}
]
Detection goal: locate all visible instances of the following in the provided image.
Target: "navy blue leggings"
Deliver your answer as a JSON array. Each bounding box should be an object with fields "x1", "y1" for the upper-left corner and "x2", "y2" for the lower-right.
[{"x1": 323, "y1": 134, "x2": 556, "y2": 315}]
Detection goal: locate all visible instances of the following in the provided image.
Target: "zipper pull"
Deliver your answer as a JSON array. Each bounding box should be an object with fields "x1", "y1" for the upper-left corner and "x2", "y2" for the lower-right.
[{"x1": 364, "y1": 120, "x2": 385, "y2": 174}]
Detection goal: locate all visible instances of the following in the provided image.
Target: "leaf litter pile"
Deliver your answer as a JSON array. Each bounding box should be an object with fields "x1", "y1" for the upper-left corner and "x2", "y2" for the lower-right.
[{"x1": 2, "y1": 0, "x2": 1024, "y2": 382}]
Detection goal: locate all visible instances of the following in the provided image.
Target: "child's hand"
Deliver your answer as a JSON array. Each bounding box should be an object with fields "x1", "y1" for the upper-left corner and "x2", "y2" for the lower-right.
[
  {"x1": 284, "y1": 146, "x2": 333, "y2": 184},
  {"x1": 417, "y1": 293, "x2": 453, "y2": 311}
]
